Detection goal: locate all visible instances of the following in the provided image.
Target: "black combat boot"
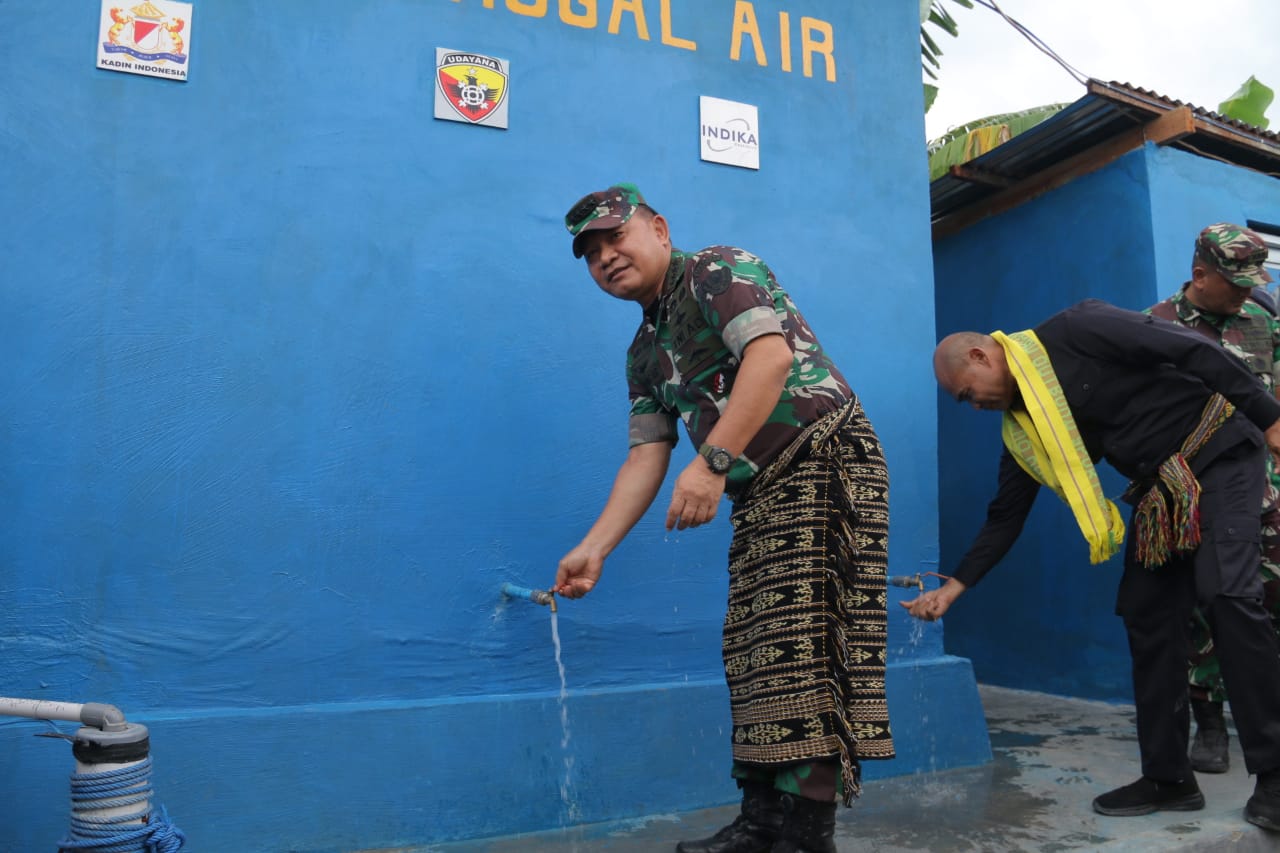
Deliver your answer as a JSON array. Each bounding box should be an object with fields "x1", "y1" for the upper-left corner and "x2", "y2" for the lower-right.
[
  {"x1": 770, "y1": 793, "x2": 837, "y2": 853},
  {"x1": 676, "y1": 783, "x2": 783, "y2": 853},
  {"x1": 1246, "y1": 769, "x2": 1280, "y2": 830},
  {"x1": 1189, "y1": 697, "x2": 1229, "y2": 774}
]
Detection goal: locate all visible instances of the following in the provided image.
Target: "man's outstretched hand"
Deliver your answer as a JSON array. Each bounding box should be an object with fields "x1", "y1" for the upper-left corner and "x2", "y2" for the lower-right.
[
  {"x1": 901, "y1": 577, "x2": 968, "y2": 622},
  {"x1": 555, "y1": 543, "x2": 605, "y2": 599}
]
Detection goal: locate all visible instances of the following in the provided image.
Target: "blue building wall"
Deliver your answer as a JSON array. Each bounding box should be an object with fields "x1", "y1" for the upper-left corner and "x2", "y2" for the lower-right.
[
  {"x1": 934, "y1": 142, "x2": 1280, "y2": 702},
  {"x1": 1146, "y1": 144, "x2": 1280, "y2": 301},
  {"x1": 0, "y1": 2, "x2": 987, "y2": 850}
]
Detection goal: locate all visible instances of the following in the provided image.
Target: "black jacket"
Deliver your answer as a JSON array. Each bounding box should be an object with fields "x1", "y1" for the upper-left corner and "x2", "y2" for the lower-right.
[{"x1": 953, "y1": 299, "x2": 1280, "y2": 587}]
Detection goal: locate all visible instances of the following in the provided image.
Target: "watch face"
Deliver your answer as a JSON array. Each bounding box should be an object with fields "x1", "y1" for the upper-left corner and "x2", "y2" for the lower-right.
[{"x1": 710, "y1": 449, "x2": 733, "y2": 473}]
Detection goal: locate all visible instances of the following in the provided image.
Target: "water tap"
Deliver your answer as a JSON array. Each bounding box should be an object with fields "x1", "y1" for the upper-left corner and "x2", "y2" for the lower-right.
[
  {"x1": 888, "y1": 571, "x2": 953, "y2": 592},
  {"x1": 888, "y1": 574, "x2": 925, "y2": 591},
  {"x1": 501, "y1": 582, "x2": 558, "y2": 612}
]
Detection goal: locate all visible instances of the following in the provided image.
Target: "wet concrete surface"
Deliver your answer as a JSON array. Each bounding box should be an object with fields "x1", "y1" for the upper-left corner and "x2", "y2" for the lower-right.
[{"x1": 426, "y1": 685, "x2": 1280, "y2": 852}]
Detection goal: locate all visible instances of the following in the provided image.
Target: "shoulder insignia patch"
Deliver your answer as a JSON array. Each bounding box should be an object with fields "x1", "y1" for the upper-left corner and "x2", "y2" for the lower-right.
[{"x1": 696, "y1": 264, "x2": 734, "y2": 298}]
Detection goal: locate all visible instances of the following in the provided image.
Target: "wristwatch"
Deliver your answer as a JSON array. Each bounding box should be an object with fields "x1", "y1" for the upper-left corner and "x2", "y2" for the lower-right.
[{"x1": 698, "y1": 443, "x2": 734, "y2": 475}]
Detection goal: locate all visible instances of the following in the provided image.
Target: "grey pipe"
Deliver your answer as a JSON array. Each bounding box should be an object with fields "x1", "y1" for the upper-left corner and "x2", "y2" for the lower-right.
[{"x1": 0, "y1": 697, "x2": 129, "y2": 732}]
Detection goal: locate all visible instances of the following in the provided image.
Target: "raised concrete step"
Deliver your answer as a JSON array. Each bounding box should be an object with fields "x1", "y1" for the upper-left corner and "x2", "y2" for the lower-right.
[{"x1": 428, "y1": 684, "x2": 1280, "y2": 852}]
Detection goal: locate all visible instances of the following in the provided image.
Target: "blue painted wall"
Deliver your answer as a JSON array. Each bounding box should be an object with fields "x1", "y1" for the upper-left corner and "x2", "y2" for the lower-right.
[
  {"x1": 1, "y1": 2, "x2": 985, "y2": 850},
  {"x1": 934, "y1": 142, "x2": 1280, "y2": 701},
  {"x1": 1147, "y1": 144, "x2": 1280, "y2": 303}
]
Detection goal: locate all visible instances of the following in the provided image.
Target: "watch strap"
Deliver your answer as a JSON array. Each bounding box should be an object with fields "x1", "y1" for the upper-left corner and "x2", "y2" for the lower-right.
[{"x1": 698, "y1": 443, "x2": 733, "y2": 473}]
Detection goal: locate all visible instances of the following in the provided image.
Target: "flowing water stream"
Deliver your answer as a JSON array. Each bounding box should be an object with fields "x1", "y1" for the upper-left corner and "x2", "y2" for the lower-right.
[{"x1": 550, "y1": 610, "x2": 581, "y2": 824}]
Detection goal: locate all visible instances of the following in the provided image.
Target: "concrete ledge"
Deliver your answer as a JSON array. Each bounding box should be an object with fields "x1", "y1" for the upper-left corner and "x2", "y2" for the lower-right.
[
  {"x1": 0, "y1": 655, "x2": 987, "y2": 852},
  {"x1": 870, "y1": 654, "x2": 992, "y2": 782},
  {"x1": 431, "y1": 685, "x2": 1280, "y2": 852}
]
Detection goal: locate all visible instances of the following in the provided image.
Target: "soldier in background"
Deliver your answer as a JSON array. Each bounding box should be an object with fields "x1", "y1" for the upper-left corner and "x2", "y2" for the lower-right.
[
  {"x1": 1146, "y1": 223, "x2": 1279, "y2": 775},
  {"x1": 554, "y1": 183, "x2": 893, "y2": 853}
]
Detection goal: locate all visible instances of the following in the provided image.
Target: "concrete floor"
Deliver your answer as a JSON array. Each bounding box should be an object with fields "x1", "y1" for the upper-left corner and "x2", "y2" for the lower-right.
[{"x1": 427, "y1": 685, "x2": 1280, "y2": 852}]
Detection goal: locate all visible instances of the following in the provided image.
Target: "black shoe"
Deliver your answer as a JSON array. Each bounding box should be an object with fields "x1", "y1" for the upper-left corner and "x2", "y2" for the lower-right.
[
  {"x1": 1190, "y1": 699, "x2": 1230, "y2": 774},
  {"x1": 770, "y1": 793, "x2": 837, "y2": 853},
  {"x1": 1092, "y1": 776, "x2": 1204, "y2": 817},
  {"x1": 676, "y1": 784, "x2": 782, "y2": 853},
  {"x1": 1245, "y1": 770, "x2": 1280, "y2": 831}
]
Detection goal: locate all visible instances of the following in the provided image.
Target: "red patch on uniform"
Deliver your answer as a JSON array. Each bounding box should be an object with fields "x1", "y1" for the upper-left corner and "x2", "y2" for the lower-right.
[{"x1": 712, "y1": 372, "x2": 727, "y2": 394}]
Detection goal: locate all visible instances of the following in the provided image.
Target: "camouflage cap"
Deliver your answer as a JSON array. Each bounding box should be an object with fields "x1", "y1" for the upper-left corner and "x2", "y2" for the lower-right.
[
  {"x1": 1196, "y1": 223, "x2": 1274, "y2": 288},
  {"x1": 564, "y1": 183, "x2": 647, "y2": 258}
]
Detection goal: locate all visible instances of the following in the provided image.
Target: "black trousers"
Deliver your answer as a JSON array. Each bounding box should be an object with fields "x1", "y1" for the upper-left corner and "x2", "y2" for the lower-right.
[{"x1": 1116, "y1": 440, "x2": 1280, "y2": 780}]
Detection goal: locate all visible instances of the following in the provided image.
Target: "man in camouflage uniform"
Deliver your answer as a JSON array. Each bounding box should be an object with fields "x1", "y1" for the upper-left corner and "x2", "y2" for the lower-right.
[
  {"x1": 554, "y1": 183, "x2": 893, "y2": 853},
  {"x1": 1146, "y1": 223, "x2": 1279, "y2": 775}
]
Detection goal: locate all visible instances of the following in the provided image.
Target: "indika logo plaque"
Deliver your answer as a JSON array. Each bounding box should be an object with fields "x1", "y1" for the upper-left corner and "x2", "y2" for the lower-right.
[{"x1": 699, "y1": 95, "x2": 759, "y2": 170}]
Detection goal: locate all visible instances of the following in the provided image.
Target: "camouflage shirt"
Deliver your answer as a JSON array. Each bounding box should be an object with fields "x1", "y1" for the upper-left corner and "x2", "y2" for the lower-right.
[
  {"x1": 626, "y1": 247, "x2": 852, "y2": 495},
  {"x1": 1146, "y1": 285, "x2": 1280, "y2": 392}
]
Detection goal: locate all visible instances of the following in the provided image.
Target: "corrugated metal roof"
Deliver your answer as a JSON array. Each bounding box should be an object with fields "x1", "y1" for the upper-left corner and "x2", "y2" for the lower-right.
[{"x1": 930, "y1": 80, "x2": 1280, "y2": 226}]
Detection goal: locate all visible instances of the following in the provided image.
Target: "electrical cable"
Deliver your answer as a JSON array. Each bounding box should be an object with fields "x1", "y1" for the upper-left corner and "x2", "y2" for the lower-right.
[{"x1": 970, "y1": 0, "x2": 1091, "y2": 86}]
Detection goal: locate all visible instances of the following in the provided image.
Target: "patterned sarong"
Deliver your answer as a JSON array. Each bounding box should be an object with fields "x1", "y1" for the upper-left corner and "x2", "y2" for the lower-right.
[{"x1": 724, "y1": 399, "x2": 893, "y2": 805}]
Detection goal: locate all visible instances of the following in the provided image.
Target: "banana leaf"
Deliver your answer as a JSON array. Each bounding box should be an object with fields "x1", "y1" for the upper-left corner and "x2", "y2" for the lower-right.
[
  {"x1": 927, "y1": 103, "x2": 1070, "y2": 181},
  {"x1": 1218, "y1": 76, "x2": 1274, "y2": 131}
]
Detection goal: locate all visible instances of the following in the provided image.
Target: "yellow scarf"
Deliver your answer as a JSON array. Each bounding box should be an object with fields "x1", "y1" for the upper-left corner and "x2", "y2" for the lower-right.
[{"x1": 993, "y1": 329, "x2": 1125, "y2": 564}]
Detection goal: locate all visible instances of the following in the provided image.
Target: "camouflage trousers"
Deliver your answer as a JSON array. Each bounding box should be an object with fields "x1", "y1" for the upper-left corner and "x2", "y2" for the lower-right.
[
  {"x1": 1188, "y1": 454, "x2": 1280, "y2": 702},
  {"x1": 731, "y1": 758, "x2": 843, "y2": 801}
]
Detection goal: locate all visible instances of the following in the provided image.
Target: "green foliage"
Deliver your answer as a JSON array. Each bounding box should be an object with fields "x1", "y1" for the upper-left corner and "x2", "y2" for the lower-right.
[
  {"x1": 926, "y1": 103, "x2": 1070, "y2": 180},
  {"x1": 921, "y1": 0, "x2": 972, "y2": 112},
  {"x1": 924, "y1": 83, "x2": 939, "y2": 113},
  {"x1": 1218, "y1": 76, "x2": 1274, "y2": 131}
]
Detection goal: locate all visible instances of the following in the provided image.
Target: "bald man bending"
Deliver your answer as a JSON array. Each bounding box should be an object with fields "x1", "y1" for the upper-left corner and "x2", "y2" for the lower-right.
[{"x1": 907, "y1": 299, "x2": 1280, "y2": 831}]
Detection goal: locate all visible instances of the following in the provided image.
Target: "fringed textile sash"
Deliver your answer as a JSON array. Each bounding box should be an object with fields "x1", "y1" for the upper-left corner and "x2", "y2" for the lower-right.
[
  {"x1": 1124, "y1": 394, "x2": 1234, "y2": 568},
  {"x1": 993, "y1": 330, "x2": 1126, "y2": 564}
]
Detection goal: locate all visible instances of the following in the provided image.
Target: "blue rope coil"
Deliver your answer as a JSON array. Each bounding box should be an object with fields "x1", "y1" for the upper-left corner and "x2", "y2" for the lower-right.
[{"x1": 57, "y1": 757, "x2": 186, "y2": 853}]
